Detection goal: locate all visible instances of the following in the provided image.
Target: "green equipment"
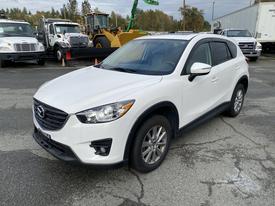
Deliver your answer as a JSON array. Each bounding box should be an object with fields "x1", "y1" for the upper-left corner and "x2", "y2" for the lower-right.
[{"x1": 126, "y1": 0, "x2": 160, "y2": 32}]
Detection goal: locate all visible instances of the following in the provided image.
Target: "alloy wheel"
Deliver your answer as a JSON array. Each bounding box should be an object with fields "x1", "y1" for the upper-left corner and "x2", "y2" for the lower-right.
[{"x1": 141, "y1": 125, "x2": 168, "y2": 165}]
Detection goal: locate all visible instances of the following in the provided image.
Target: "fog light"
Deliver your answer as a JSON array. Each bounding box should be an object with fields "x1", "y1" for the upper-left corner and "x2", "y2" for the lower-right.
[{"x1": 90, "y1": 138, "x2": 112, "y2": 156}]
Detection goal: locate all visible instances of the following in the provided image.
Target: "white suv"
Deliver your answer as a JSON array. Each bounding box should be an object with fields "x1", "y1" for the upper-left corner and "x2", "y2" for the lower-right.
[{"x1": 33, "y1": 34, "x2": 249, "y2": 172}]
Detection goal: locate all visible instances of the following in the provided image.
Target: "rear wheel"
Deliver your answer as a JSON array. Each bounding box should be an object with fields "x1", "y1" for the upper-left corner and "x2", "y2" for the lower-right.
[
  {"x1": 224, "y1": 84, "x2": 245, "y2": 117},
  {"x1": 130, "y1": 115, "x2": 172, "y2": 173},
  {"x1": 94, "y1": 36, "x2": 110, "y2": 48}
]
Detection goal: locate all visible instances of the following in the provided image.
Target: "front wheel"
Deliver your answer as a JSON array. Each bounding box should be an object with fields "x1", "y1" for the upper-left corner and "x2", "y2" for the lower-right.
[
  {"x1": 224, "y1": 84, "x2": 245, "y2": 117},
  {"x1": 0, "y1": 59, "x2": 7, "y2": 68},
  {"x1": 55, "y1": 47, "x2": 63, "y2": 61},
  {"x1": 130, "y1": 115, "x2": 172, "y2": 173},
  {"x1": 249, "y1": 57, "x2": 258, "y2": 62},
  {"x1": 37, "y1": 59, "x2": 45, "y2": 66}
]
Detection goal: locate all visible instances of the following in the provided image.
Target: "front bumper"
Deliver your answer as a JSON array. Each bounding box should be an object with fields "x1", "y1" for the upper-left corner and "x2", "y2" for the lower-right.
[
  {"x1": 0, "y1": 51, "x2": 45, "y2": 61},
  {"x1": 32, "y1": 107, "x2": 133, "y2": 166},
  {"x1": 242, "y1": 49, "x2": 261, "y2": 57}
]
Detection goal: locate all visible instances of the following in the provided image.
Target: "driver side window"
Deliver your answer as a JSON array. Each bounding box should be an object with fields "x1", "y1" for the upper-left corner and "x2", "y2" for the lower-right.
[
  {"x1": 185, "y1": 43, "x2": 212, "y2": 74},
  {"x1": 49, "y1": 25, "x2": 54, "y2": 35}
]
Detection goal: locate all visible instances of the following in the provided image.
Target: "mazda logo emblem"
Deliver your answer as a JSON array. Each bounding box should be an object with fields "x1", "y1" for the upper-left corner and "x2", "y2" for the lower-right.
[{"x1": 37, "y1": 105, "x2": 45, "y2": 119}]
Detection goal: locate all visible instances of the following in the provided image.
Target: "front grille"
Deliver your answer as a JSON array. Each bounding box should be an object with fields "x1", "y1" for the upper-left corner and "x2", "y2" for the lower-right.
[
  {"x1": 238, "y1": 42, "x2": 255, "y2": 51},
  {"x1": 70, "y1": 36, "x2": 89, "y2": 48},
  {"x1": 34, "y1": 99, "x2": 68, "y2": 131},
  {"x1": 14, "y1": 43, "x2": 36, "y2": 52}
]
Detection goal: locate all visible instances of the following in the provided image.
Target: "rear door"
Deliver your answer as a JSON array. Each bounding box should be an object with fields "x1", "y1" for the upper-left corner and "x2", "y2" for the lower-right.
[{"x1": 209, "y1": 41, "x2": 236, "y2": 104}]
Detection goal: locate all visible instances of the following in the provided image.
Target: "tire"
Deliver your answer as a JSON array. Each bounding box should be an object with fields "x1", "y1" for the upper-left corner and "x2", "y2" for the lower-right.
[
  {"x1": 55, "y1": 47, "x2": 63, "y2": 61},
  {"x1": 224, "y1": 84, "x2": 245, "y2": 117},
  {"x1": 37, "y1": 59, "x2": 45, "y2": 66},
  {"x1": 94, "y1": 36, "x2": 110, "y2": 48},
  {"x1": 130, "y1": 115, "x2": 172, "y2": 173},
  {"x1": 249, "y1": 57, "x2": 258, "y2": 62},
  {"x1": 0, "y1": 59, "x2": 7, "y2": 68}
]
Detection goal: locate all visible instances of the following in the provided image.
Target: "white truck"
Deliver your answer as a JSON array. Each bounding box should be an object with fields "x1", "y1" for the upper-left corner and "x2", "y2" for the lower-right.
[
  {"x1": 220, "y1": 29, "x2": 262, "y2": 61},
  {"x1": 0, "y1": 19, "x2": 45, "y2": 67},
  {"x1": 212, "y1": 2, "x2": 275, "y2": 52},
  {"x1": 37, "y1": 18, "x2": 92, "y2": 61}
]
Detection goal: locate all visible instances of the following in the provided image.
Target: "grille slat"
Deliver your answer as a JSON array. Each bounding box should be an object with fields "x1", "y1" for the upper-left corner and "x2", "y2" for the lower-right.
[
  {"x1": 69, "y1": 36, "x2": 89, "y2": 48},
  {"x1": 14, "y1": 43, "x2": 36, "y2": 52},
  {"x1": 34, "y1": 99, "x2": 68, "y2": 131},
  {"x1": 238, "y1": 42, "x2": 255, "y2": 51}
]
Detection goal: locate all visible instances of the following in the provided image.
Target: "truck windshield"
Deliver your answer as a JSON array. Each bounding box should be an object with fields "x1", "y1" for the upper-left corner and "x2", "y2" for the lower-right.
[
  {"x1": 0, "y1": 23, "x2": 33, "y2": 37},
  {"x1": 100, "y1": 39, "x2": 188, "y2": 75},
  {"x1": 55, "y1": 24, "x2": 80, "y2": 34},
  {"x1": 227, "y1": 30, "x2": 252, "y2": 37},
  {"x1": 94, "y1": 15, "x2": 108, "y2": 28}
]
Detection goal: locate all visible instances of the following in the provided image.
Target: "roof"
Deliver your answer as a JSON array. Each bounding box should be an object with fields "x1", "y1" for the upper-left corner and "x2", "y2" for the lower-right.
[
  {"x1": 139, "y1": 33, "x2": 198, "y2": 41},
  {"x1": 0, "y1": 19, "x2": 29, "y2": 24}
]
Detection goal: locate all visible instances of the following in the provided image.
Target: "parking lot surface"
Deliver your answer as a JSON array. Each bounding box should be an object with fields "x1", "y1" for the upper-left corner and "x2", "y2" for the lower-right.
[{"x1": 0, "y1": 57, "x2": 275, "y2": 206}]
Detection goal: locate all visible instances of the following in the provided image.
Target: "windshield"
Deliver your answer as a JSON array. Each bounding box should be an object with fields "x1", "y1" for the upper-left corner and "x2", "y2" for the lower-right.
[
  {"x1": 227, "y1": 30, "x2": 252, "y2": 37},
  {"x1": 55, "y1": 24, "x2": 80, "y2": 34},
  {"x1": 100, "y1": 39, "x2": 188, "y2": 75},
  {"x1": 95, "y1": 15, "x2": 108, "y2": 28},
  {"x1": 0, "y1": 23, "x2": 33, "y2": 37}
]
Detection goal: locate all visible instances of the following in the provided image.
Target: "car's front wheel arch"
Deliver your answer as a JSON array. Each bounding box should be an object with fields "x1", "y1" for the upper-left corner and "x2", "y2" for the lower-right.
[{"x1": 123, "y1": 101, "x2": 179, "y2": 162}]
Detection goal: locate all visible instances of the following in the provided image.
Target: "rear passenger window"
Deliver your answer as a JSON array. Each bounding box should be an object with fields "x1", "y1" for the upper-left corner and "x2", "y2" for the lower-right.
[
  {"x1": 210, "y1": 42, "x2": 232, "y2": 66},
  {"x1": 185, "y1": 43, "x2": 212, "y2": 73}
]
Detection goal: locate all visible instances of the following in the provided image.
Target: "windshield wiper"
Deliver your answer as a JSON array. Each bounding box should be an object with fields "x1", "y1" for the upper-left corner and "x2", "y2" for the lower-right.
[{"x1": 108, "y1": 67, "x2": 138, "y2": 74}]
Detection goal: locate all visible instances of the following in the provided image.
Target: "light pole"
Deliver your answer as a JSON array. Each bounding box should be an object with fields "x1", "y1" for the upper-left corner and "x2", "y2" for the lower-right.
[
  {"x1": 212, "y1": 0, "x2": 215, "y2": 21},
  {"x1": 183, "y1": 0, "x2": 186, "y2": 31}
]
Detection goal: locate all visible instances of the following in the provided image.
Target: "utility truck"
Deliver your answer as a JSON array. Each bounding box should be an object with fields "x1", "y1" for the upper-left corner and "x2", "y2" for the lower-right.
[
  {"x1": 37, "y1": 17, "x2": 92, "y2": 61},
  {"x1": 212, "y1": 2, "x2": 275, "y2": 52},
  {"x1": 0, "y1": 18, "x2": 45, "y2": 67}
]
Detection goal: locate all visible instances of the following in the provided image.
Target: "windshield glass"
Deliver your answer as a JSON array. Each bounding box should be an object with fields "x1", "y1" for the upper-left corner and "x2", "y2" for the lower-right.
[
  {"x1": 100, "y1": 39, "x2": 188, "y2": 75},
  {"x1": 0, "y1": 23, "x2": 33, "y2": 37},
  {"x1": 95, "y1": 15, "x2": 108, "y2": 28},
  {"x1": 55, "y1": 24, "x2": 80, "y2": 34},
  {"x1": 227, "y1": 30, "x2": 252, "y2": 37}
]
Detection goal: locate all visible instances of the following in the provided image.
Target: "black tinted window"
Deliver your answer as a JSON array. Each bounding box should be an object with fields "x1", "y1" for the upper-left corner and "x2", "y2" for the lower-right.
[
  {"x1": 186, "y1": 43, "x2": 212, "y2": 73},
  {"x1": 210, "y1": 42, "x2": 232, "y2": 65}
]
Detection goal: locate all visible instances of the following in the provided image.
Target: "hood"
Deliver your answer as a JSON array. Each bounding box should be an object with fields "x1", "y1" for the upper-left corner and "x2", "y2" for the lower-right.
[
  {"x1": 230, "y1": 37, "x2": 256, "y2": 43},
  {"x1": 34, "y1": 67, "x2": 162, "y2": 113},
  {"x1": 0, "y1": 37, "x2": 38, "y2": 44},
  {"x1": 63, "y1": 33, "x2": 88, "y2": 39}
]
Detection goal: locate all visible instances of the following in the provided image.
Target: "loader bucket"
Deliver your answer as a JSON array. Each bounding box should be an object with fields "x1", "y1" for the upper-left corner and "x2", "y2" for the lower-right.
[{"x1": 110, "y1": 30, "x2": 148, "y2": 47}]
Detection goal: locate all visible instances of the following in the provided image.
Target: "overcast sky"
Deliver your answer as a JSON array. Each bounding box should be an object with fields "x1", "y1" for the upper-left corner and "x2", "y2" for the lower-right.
[{"x1": 0, "y1": 0, "x2": 254, "y2": 21}]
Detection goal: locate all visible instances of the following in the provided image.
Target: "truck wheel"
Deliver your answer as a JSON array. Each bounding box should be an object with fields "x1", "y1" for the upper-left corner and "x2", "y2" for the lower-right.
[
  {"x1": 130, "y1": 115, "x2": 172, "y2": 173},
  {"x1": 0, "y1": 59, "x2": 7, "y2": 68},
  {"x1": 94, "y1": 37, "x2": 110, "y2": 48},
  {"x1": 55, "y1": 47, "x2": 63, "y2": 61},
  {"x1": 37, "y1": 59, "x2": 45, "y2": 66},
  {"x1": 249, "y1": 57, "x2": 258, "y2": 62}
]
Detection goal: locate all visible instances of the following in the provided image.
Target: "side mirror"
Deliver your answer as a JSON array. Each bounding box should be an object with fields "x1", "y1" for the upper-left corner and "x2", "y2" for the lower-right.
[{"x1": 189, "y1": 62, "x2": 211, "y2": 81}]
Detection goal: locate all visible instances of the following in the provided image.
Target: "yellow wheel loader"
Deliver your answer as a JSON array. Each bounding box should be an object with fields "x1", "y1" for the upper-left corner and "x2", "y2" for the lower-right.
[{"x1": 85, "y1": 0, "x2": 159, "y2": 48}]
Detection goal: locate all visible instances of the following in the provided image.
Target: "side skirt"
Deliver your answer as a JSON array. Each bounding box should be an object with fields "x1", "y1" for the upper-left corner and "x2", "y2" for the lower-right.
[{"x1": 176, "y1": 102, "x2": 230, "y2": 138}]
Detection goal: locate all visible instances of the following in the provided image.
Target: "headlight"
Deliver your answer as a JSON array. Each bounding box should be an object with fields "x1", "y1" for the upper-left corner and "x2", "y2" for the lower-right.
[
  {"x1": 38, "y1": 43, "x2": 45, "y2": 51},
  {"x1": 88, "y1": 41, "x2": 94, "y2": 47},
  {"x1": 60, "y1": 42, "x2": 70, "y2": 48},
  {"x1": 256, "y1": 42, "x2": 262, "y2": 50},
  {"x1": 0, "y1": 46, "x2": 12, "y2": 51},
  {"x1": 76, "y1": 100, "x2": 135, "y2": 124}
]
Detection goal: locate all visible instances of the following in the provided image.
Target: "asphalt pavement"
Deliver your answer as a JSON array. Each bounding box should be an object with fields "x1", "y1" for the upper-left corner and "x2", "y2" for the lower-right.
[{"x1": 0, "y1": 57, "x2": 275, "y2": 206}]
